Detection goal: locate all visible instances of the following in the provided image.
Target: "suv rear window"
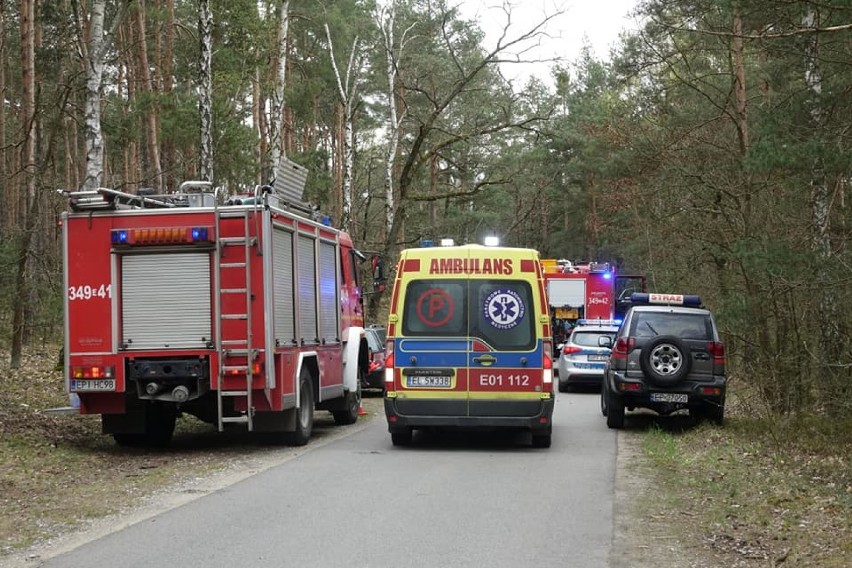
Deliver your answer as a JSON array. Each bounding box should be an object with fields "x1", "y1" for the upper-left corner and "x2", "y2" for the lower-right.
[
  {"x1": 630, "y1": 312, "x2": 712, "y2": 340},
  {"x1": 402, "y1": 279, "x2": 535, "y2": 351}
]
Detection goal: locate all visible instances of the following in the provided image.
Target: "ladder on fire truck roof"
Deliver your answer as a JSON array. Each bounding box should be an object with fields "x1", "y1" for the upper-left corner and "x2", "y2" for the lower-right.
[{"x1": 214, "y1": 191, "x2": 261, "y2": 432}]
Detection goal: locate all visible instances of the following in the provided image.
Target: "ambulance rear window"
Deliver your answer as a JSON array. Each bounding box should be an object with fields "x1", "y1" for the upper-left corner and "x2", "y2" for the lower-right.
[{"x1": 402, "y1": 279, "x2": 536, "y2": 351}]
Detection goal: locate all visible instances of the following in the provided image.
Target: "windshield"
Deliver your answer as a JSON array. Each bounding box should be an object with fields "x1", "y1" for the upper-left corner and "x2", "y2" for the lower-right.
[{"x1": 402, "y1": 279, "x2": 536, "y2": 351}]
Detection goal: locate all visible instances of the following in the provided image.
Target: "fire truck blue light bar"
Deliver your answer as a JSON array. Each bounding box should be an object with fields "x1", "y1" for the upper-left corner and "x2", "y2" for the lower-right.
[{"x1": 110, "y1": 226, "x2": 212, "y2": 245}]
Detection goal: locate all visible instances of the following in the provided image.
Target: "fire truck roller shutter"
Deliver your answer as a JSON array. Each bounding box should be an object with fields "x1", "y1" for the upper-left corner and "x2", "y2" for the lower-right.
[
  {"x1": 318, "y1": 240, "x2": 339, "y2": 344},
  {"x1": 122, "y1": 253, "x2": 212, "y2": 350},
  {"x1": 547, "y1": 279, "x2": 585, "y2": 308},
  {"x1": 273, "y1": 228, "x2": 296, "y2": 345},
  {"x1": 297, "y1": 235, "x2": 319, "y2": 345}
]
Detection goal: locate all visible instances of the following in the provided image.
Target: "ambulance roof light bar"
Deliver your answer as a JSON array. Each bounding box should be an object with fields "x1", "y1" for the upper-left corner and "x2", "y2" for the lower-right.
[
  {"x1": 483, "y1": 236, "x2": 499, "y2": 247},
  {"x1": 440, "y1": 238, "x2": 455, "y2": 247}
]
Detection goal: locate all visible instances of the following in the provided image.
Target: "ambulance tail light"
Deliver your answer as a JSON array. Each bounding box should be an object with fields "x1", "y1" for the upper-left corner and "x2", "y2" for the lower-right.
[
  {"x1": 384, "y1": 341, "x2": 395, "y2": 385},
  {"x1": 542, "y1": 340, "x2": 553, "y2": 384}
]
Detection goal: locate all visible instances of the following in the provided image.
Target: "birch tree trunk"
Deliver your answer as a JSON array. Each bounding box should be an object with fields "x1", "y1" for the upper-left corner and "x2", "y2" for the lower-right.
[
  {"x1": 199, "y1": 0, "x2": 213, "y2": 182},
  {"x1": 324, "y1": 23, "x2": 359, "y2": 232},
  {"x1": 802, "y1": 6, "x2": 842, "y2": 411},
  {"x1": 82, "y1": 0, "x2": 107, "y2": 192},
  {"x1": 269, "y1": 0, "x2": 289, "y2": 177},
  {"x1": 378, "y1": 4, "x2": 406, "y2": 241}
]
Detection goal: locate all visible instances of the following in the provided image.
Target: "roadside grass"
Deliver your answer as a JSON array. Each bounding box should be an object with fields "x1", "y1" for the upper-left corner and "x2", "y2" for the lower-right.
[{"x1": 638, "y1": 405, "x2": 852, "y2": 567}]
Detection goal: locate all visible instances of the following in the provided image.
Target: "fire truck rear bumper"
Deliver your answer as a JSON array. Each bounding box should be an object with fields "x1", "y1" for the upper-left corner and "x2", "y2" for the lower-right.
[{"x1": 384, "y1": 397, "x2": 554, "y2": 433}]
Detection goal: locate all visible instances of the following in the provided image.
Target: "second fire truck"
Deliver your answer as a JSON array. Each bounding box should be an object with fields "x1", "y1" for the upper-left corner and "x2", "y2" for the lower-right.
[{"x1": 541, "y1": 259, "x2": 646, "y2": 345}]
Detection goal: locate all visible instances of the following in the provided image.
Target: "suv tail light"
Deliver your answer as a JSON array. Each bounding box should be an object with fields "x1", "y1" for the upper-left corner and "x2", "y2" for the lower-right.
[
  {"x1": 562, "y1": 345, "x2": 582, "y2": 355},
  {"x1": 707, "y1": 341, "x2": 725, "y2": 360},
  {"x1": 611, "y1": 337, "x2": 634, "y2": 359}
]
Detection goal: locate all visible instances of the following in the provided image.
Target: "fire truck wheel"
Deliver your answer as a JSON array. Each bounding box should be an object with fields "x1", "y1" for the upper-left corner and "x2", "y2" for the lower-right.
[
  {"x1": 112, "y1": 433, "x2": 145, "y2": 447},
  {"x1": 111, "y1": 403, "x2": 176, "y2": 448},
  {"x1": 284, "y1": 369, "x2": 314, "y2": 446},
  {"x1": 332, "y1": 382, "x2": 361, "y2": 426},
  {"x1": 145, "y1": 404, "x2": 177, "y2": 447}
]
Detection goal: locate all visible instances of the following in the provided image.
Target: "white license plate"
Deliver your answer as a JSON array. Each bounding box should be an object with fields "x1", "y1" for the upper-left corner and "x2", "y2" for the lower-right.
[
  {"x1": 650, "y1": 392, "x2": 687, "y2": 403},
  {"x1": 588, "y1": 354, "x2": 609, "y2": 362},
  {"x1": 71, "y1": 379, "x2": 116, "y2": 392},
  {"x1": 406, "y1": 375, "x2": 451, "y2": 388}
]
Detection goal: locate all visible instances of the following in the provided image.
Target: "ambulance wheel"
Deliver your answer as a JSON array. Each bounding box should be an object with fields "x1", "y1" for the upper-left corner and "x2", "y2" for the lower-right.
[
  {"x1": 333, "y1": 382, "x2": 361, "y2": 426},
  {"x1": 284, "y1": 369, "x2": 314, "y2": 446},
  {"x1": 531, "y1": 433, "x2": 551, "y2": 448},
  {"x1": 391, "y1": 429, "x2": 412, "y2": 446}
]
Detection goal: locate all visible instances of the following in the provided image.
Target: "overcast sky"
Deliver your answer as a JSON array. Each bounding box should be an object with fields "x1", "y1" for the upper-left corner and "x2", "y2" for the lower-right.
[{"x1": 457, "y1": 0, "x2": 639, "y2": 87}]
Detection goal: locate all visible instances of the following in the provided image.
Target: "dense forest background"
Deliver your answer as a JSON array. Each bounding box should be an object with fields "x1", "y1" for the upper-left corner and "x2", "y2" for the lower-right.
[{"x1": 0, "y1": 0, "x2": 849, "y2": 417}]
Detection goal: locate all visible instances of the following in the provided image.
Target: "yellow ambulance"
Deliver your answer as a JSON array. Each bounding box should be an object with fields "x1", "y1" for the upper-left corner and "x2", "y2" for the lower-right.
[{"x1": 383, "y1": 244, "x2": 555, "y2": 447}]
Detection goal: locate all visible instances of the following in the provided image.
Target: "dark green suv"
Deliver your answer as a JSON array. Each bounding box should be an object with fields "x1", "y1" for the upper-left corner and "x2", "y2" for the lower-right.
[{"x1": 600, "y1": 294, "x2": 726, "y2": 428}]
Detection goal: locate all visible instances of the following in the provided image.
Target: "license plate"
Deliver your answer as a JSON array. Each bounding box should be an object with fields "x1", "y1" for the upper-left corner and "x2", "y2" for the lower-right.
[
  {"x1": 406, "y1": 375, "x2": 451, "y2": 388},
  {"x1": 71, "y1": 379, "x2": 116, "y2": 392},
  {"x1": 650, "y1": 392, "x2": 687, "y2": 403},
  {"x1": 588, "y1": 354, "x2": 609, "y2": 362}
]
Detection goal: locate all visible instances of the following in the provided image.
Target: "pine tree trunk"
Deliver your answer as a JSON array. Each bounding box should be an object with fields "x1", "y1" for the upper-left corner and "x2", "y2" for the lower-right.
[
  {"x1": 134, "y1": 1, "x2": 162, "y2": 189},
  {"x1": 10, "y1": 0, "x2": 36, "y2": 368}
]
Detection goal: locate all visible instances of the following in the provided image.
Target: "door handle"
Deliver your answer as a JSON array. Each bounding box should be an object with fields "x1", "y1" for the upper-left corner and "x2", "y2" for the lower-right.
[{"x1": 473, "y1": 354, "x2": 497, "y2": 366}]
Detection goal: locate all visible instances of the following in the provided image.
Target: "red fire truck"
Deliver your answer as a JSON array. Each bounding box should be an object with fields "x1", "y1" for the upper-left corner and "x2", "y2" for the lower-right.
[
  {"x1": 59, "y1": 170, "x2": 370, "y2": 447},
  {"x1": 541, "y1": 259, "x2": 646, "y2": 345}
]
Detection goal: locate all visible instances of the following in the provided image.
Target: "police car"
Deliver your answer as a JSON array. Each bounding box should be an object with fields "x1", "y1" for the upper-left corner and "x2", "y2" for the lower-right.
[
  {"x1": 556, "y1": 319, "x2": 621, "y2": 391},
  {"x1": 600, "y1": 293, "x2": 726, "y2": 428}
]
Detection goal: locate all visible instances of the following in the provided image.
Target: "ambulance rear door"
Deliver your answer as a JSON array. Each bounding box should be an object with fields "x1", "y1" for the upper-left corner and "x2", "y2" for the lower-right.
[
  {"x1": 395, "y1": 250, "x2": 471, "y2": 417},
  {"x1": 465, "y1": 258, "x2": 546, "y2": 418}
]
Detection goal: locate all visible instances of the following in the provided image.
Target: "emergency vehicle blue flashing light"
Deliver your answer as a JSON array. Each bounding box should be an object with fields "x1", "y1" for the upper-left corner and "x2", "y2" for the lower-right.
[
  {"x1": 577, "y1": 319, "x2": 622, "y2": 327},
  {"x1": 321, "y1": 215, "x2": 332, "y2": 226},
  {"x1": 191, "y1": 227, "x2": 208, "y2": 241},
  {"x1": 602, "y1": 272, "x2": 612, "y2": 280},
  {"x1": 111, "y1": 230, "x2": 129, "y2": 244},
  {"x1": 420, "y1": 239, "x2": 434, "y2": 248}
]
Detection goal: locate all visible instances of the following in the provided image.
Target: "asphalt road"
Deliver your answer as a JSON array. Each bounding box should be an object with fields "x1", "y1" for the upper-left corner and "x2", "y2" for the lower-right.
[{"x1": 33, "y1": 390, "x2": 618, "y2": 568}]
